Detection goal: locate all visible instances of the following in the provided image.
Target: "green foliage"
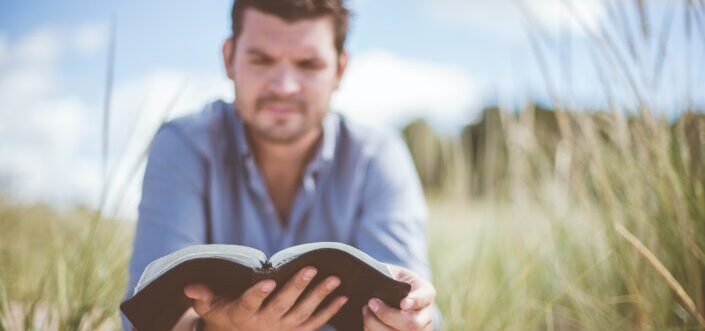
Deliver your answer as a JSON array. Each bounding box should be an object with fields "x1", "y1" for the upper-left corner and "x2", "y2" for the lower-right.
[
  {"x1": 0, "y1": 198, "x2": 130, "y2": 331},
  {"x1": 421, "y1": 107, "x2": 705, "y2": 330},
  {"x1": 2, "y1": 0, "x2": 704, "y2": 329},
  {"x1": 1, "y1": 108, "x2": 704, "y2": 330}
]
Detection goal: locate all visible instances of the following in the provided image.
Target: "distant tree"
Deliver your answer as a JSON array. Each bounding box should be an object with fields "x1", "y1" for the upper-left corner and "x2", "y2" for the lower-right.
[{"x1": 402, "y1": 119, "x2": 445, "y2": 193}]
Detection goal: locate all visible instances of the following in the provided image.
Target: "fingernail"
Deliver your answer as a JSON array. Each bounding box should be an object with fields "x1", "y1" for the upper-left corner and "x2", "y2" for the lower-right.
[
  {"x1": 401, "y1": 298, "x2": 414, "y2": 310},
  {"x1": 339, "y1": 296, "x2": 349, "y2": 306},
  {"x1": 326, "y1": 277, "x2": 340, "y2": 290},
  {"x1": 303, "y1": 268, "x2": 317, "y2": 281},
  {"x1": 184, "y1": 285, "x2": 202, "y2": 298},
  {"x1": 368, "y1": 298, "x2": 380, "y2": 312},
  {"x1": 261, "y1": 281, "x2": 275, "y2": 293}
]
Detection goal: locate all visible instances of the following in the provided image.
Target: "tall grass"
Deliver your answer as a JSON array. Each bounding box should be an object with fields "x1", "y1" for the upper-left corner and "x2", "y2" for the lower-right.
[
  {"x1": 426, "y1": 107, "x2": 705, "y2": 330},
  {"x1": 417, "y1": 1, "x2": 705, "y2": 329},
  {"x1": 1, "y1": 109, "x2": 703, "y2": 331},
  {"x1": 1, "y1": 0, "x2": 704, "y2": 330},
  {"x1": 0, "y1": 198, "x2": 130, "y2": 330}
]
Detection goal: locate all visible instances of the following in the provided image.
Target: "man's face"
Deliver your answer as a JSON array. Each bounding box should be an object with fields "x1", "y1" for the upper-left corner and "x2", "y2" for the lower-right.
[{"x1": 223, "y1": 8, "x2": 347, "y2": 144}]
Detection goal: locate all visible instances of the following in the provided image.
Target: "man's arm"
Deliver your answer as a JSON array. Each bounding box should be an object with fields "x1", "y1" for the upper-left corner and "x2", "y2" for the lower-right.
[
  {"x1": 352, "y1": 132, "x2": 442, "y2": 331},
  {"x1": 122, "y1": 123, "x2": 209, "y2": 331},
  {"x1": 124, "y1": 123, "x2": 347, "y2": 331}
]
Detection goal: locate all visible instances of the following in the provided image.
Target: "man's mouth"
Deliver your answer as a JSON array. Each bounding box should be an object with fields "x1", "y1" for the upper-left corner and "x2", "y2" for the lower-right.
[
  {"x1": 258, "y1": 99, "x2": 304, "y2": 116},
  {"x1": 263, "y1": 105, "x2": 297, "y2": 114}
]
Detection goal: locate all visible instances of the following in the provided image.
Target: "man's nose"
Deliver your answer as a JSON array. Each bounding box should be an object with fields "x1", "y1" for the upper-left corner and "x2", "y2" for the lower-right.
[{"x1": 269, "y1": 65, "x2": 302, "y2": 97}]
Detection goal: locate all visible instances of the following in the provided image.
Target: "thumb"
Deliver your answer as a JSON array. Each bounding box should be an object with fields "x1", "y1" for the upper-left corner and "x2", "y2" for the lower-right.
[
  {"x1": 400, "y1": 280, "x2": 436, "y2": 311},
  {"x1": 184, "y1": 284, "x2": 216, "y2": 316}
]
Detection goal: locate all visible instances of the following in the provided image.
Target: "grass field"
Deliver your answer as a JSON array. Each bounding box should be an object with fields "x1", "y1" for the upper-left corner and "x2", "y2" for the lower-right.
[
  {"x1": 1, "y1": 106, "x2": 704, "y2": 331},
  {"x1": 2, "y1": 1, "x2": 704, "y2": 330}
]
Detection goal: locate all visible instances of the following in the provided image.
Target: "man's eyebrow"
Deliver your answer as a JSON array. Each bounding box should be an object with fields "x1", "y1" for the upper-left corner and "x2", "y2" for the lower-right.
[{"x1": 245, "y1": 49, "x2": 272, "y2": 58}]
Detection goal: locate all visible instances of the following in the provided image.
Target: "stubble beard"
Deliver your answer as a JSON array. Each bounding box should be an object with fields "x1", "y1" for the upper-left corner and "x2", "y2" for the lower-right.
[{"x1": 239, "y1": 98, "x2": 322, "y2": 145}]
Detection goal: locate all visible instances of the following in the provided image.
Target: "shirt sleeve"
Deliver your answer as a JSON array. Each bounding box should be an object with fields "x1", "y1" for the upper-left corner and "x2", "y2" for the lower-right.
[
  {"x1": 352, "y1": 132, "x2": 443, "y2": 330},
  {"x1": 353, "y1": 132, "x2": 431, "y2": 280},
  {"x1": 122, "y1": 123, "x2": 209, "y2": 331}
]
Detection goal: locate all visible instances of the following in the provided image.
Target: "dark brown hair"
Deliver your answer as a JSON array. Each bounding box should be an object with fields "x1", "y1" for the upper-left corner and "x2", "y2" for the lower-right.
[{"x1": 231, "y1": 0, "x2": 351, "y2": 54}]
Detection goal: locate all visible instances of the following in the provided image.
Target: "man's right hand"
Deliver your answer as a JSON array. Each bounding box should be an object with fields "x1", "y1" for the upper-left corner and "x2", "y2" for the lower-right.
[{"x1": 183, "y1": 266, "x2": 349, "y2": 331}]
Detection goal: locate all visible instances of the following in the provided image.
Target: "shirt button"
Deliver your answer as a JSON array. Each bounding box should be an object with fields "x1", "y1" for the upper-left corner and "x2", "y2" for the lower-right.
[{"x1": 304, "y1": 175, "x2": 315, "y2": 193}]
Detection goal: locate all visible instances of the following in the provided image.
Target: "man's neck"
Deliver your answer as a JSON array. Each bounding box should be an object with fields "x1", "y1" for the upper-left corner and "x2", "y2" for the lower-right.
[
  {"x1": 246, "y1": 126, "x2": 323, "y2": 224},
  {"x1": 247, "y1": 127, "x2": 322, "y2": 172}
]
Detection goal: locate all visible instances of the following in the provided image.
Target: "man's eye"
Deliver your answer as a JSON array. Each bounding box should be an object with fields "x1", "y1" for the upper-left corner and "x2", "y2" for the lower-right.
[
  {"x1": 251, "y1": 58, "x2": 273, "y2": 65},
  {"x1": 299, "y1": 60, "x2": 324, "y2": 70}
]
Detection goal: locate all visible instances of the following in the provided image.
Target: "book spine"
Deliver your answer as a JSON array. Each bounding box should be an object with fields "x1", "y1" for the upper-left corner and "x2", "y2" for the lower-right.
[
  {"x1": 259, "y1": 261, "x2": 274, "y2": 272},
  {"x1": 251, "y1": 261, "x2": 275, "y2": 284}
]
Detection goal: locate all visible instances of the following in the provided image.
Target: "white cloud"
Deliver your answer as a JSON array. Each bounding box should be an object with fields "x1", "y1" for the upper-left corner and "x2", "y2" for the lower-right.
[
  {"x1": 0, "y1": 94, "x2": 92, "y2": 205},
  {"x1": 30, "y1": 97, "x2": 89, "y2": 156},
  {"x1": 333, "y1": 50, "x2": 480, "y2": 129},
  {"x1": 1, "y1": 22, "x2": 111, "y2": 65},
  {"x1": 417, "y1": 0, "x2": 607, "y2": 38},
  {"x1": 0, "y1": 150, "x2": 46, "y2": 200},
  {"x1": 0, "y1": 24, "x2": 233, "y2": 214},
  {"x1": 73, "y1": 22, "x2": 109, "y2": 56},
  {"x1": 0, "y1": 66, "x2": 58, "y2": 107},
  {"x1": 13, "y1": 27, "x2": 63, "y2": 64},
  {"x1": 0, "y1": 41, "x2": 92, "y2": 205}
]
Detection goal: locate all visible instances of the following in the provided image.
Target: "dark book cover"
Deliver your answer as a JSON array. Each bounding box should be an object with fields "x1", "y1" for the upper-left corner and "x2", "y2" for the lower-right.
[{"x1": 121, "y1": 242, "x2": 412, "y2": 331}]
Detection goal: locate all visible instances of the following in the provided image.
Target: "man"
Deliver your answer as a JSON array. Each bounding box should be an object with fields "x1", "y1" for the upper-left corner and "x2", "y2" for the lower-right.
[{"x1": 124, "y1": 0, "x2": 441, "y2": 330}]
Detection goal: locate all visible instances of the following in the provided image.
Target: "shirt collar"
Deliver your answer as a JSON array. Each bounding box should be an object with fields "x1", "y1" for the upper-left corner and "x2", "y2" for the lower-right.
[{"x1": 227, "y1": 103, "x2": 339, "y2": 172}]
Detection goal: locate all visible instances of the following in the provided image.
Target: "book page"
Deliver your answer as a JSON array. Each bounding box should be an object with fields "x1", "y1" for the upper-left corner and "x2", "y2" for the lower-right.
[
  {"x1": 268, "y1": 242, "x2": 392, "y2": 277},
  {"x1": 134, "y1": 244, "x2": 267, "y2": 293}
]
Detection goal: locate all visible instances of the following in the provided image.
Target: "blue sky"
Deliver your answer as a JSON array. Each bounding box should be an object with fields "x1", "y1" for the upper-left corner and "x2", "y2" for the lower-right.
[{"x1": 1, "y1": 0, "x2": 703, "y2": 212}]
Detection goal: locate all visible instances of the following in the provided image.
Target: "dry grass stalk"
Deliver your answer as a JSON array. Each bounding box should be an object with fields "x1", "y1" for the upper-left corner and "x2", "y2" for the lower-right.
[{"x1": 614, "y1": 222, "x2": 705, "y2": 329}]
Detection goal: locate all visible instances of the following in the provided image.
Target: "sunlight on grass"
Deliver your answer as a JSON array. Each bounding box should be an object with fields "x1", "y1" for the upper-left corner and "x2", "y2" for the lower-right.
[{"x1": 2, "y1": 1, "x2": 704, "y2": 330}]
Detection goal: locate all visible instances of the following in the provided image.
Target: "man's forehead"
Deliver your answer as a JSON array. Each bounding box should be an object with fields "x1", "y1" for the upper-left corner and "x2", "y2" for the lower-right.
[{"x1": 238, "y1": 8, "x2": 337, "y2": 57}]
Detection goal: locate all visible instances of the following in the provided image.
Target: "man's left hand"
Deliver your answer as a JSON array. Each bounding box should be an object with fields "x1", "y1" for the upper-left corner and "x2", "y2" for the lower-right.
[{"x1": 362, "y1": 264, "x2": 436, "y2": 331}]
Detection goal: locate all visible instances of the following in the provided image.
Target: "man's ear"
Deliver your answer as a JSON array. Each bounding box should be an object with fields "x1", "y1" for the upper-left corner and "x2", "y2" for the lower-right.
[
  {"x1": 222, "y1": 37, "x2": 236, "y2": 80},
  {"x1": 334, "y1": 50, "x2": 349, "y2": 90}
]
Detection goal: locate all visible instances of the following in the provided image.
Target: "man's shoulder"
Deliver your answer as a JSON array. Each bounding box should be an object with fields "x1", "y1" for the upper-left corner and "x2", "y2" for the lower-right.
[
  {"x1": 158, "y1": 99, "x2": 232, "y2": 156},
  {"x1": 166, "y1": 99, "x2": 231, "y2": 138},
  {"x1": 336, "y1": 114, "x2": 408, "y2": 158}
]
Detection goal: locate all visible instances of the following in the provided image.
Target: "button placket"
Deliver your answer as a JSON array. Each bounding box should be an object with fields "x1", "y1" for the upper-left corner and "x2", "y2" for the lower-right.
[
  {"x1": 303, "y1": 173, "x2": 316, "y2": 195},
  {"x1": 242, "y1": 155, "x2": 285, "y2": 251},
  {"x1": 280, "y1": 169, "x2": 322, "y2": 247}
]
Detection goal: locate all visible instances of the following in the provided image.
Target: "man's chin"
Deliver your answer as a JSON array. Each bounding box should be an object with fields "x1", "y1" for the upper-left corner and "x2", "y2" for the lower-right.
[
  {"x1": 247, "y1": 115, "x2": 320, "y2": 145},
  {"x1": 252, "y1": 126, "x2": 307, "y2": 145}
]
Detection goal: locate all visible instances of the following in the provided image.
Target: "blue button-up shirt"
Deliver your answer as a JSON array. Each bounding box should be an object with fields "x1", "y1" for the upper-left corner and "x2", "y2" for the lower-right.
[{"x1": 123, "y1": 100, "x2": 438, "y2": 330}]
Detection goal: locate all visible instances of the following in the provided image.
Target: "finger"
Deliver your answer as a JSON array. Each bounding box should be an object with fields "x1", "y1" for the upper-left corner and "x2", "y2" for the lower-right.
[
  {"x1": 173, "y1": 308, "x2": 202, "y2": 330},
  {"x1": 386, "y1": 264, "x2": 436, "y2": 311},
  {"x1": 184, "y1": 284, "x2": 216, "y2": 317},
  {"x1": 283, "y1": 276, "x2": 341, "y2": 325},
  {"x1": 401, "y1": 281, "x2": 436, "y2": 311},
  {"x1": 368, "y1": 298, "x2": 433, "y2": 331},
  {"x1": 362, "y1": 306, "x2": 394, "y2": 331},
  {"x1": 228, "y1": 279, "x2": 277, "y2": 324},
  {"x1": 262, "y1": 266, "x2": 317, "y2": 319},
  {"x1": 300, "y1": 296, "x2": 349, "y2": 330}
]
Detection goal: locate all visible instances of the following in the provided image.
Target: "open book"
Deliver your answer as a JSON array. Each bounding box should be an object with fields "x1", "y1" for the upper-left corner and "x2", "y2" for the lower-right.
[{"x1": 121, "y1": 242, "x2": 412, "y2": 331}]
